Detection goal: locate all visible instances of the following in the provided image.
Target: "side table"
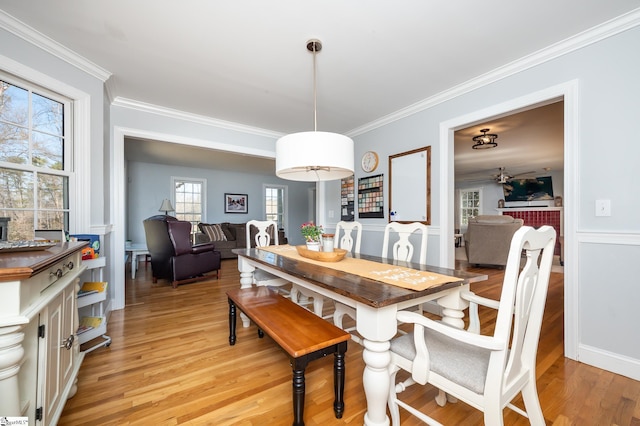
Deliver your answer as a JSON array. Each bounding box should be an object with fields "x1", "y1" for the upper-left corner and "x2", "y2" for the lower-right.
[{"x1": 126, "y1": 243, "x2": 149, "y2": 279}]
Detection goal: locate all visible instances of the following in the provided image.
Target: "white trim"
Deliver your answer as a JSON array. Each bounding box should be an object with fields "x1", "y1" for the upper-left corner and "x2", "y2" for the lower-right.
[
  {"x1": 348, "y1": 8, "x2": 640, "y2": 137},
  {"x1": 112, "y1": 97, "x2": 283, "y2": 140},
  {"x1": 113, "y1": 125, "x2": 276, "y2": 160},
  {"x1": 439, "y1": 80, "x2": 579, "y2": 360},
  {"x1": 0, "y1": 10, "x2": 111, "y2": 82},
  {"x1": 578, "y1": 344, "x2": 640, "y2": 381}
]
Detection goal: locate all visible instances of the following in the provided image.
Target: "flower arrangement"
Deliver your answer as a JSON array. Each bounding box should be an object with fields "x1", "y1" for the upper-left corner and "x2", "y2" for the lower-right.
[{"x1": 300, "y1": 222, "x2": 323, "y2": 242}]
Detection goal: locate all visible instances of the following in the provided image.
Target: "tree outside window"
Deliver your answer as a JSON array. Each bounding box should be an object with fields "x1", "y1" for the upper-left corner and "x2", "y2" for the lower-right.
[
  {"x1": 0, "y1": 77, "x2": 70, "y2": 240},
  {"x1": 173, "y1": 177, "x2": 205, "y2": 240},
  {"x1": 460, "y1": 188, "x2": 481, "y2": 227}
]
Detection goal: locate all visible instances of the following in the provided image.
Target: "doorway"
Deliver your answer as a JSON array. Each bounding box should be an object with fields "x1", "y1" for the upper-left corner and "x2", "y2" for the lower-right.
[{"x1": 439, "y1": 80, "x2": 578, "y2": 360}]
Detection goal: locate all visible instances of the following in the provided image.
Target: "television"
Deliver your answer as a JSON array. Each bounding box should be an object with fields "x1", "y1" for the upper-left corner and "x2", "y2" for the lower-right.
[{"x1": 503, "y1": 176, "x2": 554, "y2": 202}]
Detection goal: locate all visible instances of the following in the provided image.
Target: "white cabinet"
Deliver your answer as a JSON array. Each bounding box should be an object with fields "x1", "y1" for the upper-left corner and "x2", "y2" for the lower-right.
[{"x1": 0, "y1": 242, "x2": 86, "y2": 425}]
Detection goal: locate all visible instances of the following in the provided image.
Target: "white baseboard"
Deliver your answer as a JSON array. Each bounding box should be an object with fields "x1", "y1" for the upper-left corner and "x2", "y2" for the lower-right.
[{"x1": 578, "y1": 343, "x2": 640, "y2": 381}]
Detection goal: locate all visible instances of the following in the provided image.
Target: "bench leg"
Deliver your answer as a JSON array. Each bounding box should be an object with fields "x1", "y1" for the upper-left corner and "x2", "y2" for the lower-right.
[
  {"x1": 334, "y1": 341, "x2": 347, "y2": 419},
  {"x1": 291, "y1": 357, "x2": 309, "y2": 426},
  {"x1": 228, "y1": 298, "x2": 237, "y2": 345}
]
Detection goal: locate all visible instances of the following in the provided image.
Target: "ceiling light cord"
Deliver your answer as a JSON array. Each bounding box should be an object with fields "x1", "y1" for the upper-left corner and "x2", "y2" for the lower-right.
[{"x1": 312, "y1": 41, "x2": 318, "y2": 132}]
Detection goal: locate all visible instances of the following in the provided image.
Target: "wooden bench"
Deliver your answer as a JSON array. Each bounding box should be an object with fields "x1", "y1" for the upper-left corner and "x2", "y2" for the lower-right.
[{"x1": 227, "y1": 287, "x2": 350, "y2": 426}]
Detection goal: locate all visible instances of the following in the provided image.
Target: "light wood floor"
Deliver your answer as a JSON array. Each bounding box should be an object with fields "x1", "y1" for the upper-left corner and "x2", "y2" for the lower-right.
[{"x1": 58, "y1": 258, "x2": 640, "y2": 425}]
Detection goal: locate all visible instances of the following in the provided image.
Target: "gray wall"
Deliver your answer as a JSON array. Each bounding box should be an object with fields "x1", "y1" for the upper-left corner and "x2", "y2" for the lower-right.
[
  {"x1": 322, "y1": 24, "x2": 640, "y2": 378},
  {"x1": 126, "y1": 160, "x2": 313, "y2": 245}
]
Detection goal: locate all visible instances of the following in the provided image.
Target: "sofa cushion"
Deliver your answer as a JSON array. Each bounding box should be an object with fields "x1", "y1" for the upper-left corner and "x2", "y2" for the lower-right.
[
  {"x1": 199, "y1": 223, "x2": 227, "y2": 241},
  {"x1": 219, "y1": 222, "x2": 236, "y2": 241}
]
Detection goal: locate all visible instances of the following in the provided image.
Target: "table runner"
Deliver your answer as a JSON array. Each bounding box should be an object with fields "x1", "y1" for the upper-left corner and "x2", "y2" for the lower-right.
[{"x1": 258, "y1": 245, "x2": 462, "y2": 291}]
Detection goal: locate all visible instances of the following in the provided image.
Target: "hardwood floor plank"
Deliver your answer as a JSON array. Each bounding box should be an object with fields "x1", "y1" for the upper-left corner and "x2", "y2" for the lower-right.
[{"x1": 58, "y1": 258, "x2": 640, "y2": 425}]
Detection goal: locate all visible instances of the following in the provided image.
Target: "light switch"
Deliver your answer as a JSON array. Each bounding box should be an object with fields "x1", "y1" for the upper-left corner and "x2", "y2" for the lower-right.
[
  {"x1": 595, "y1": 199, "x2": 611, "y2": 217},
  {"x1": 328, "y1": 210, "x2": 335, "y2": 219}
]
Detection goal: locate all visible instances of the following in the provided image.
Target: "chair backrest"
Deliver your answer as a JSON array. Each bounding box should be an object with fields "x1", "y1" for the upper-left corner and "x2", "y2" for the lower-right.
[
  {"x1": 382, "y1": 222, "x2": 428, "y2": 264},
  {"x1": 246, "y1": 220, "x2": 279, "y2": 248},
  {"x1": 334, "y1": 221, "x2": 362, "y2": 254},
  {"x1": 143, "y1": 215, "x2": 180, "y2": 279},
  {"x1": 167, "y1": 220, "x2": 193, "y2": 255},
  {"x1": 494, "y1": 225, "x2": 556, "y2": 392}
]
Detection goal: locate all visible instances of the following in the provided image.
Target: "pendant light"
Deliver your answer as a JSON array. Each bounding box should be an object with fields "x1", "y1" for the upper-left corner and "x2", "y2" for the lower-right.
[{"x1": 275, "y1": 40, "x2": 354, "y2": 181}]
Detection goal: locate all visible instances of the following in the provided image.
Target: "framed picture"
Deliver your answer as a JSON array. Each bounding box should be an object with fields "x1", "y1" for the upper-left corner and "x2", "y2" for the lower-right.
[{"x1": 224, "y1": 193, "x2": 248, "y2": 214}]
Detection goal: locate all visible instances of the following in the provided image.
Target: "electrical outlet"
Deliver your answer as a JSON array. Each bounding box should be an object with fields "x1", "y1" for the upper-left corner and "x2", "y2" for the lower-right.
[{"x1": 595, "y1": 199, "x2": 611, "y2": 217}]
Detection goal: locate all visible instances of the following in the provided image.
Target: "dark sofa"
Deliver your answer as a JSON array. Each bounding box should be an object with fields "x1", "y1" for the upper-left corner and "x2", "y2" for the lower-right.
[{"x1": 195, "y1": 222, "x2": 287, "y2": 259}]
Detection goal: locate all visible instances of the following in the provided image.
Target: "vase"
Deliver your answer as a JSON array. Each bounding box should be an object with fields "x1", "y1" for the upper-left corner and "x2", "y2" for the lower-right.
[{"x1": 306, "y1": 241, "x2": 321, "y2": 251}]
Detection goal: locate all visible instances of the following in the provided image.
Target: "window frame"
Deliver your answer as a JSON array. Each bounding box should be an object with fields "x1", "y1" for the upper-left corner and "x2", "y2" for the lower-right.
[
  {"x1": 459, "y1": 187, "x2": 482, "y2": 229},
  {"x1": 171, "y1": 176, "x2": 206, "y2": 239},
  {"x1": 0, "y1": 72, "x2": 73, "y2": 239},
  {"x1": 263, "y1": 184, "x2": 287, "y2": 233}
]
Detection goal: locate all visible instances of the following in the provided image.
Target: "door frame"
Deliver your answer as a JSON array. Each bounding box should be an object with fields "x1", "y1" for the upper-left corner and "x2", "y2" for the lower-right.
[{"x1": 439, "y1": 80, "x2": 578, "y2": 359}]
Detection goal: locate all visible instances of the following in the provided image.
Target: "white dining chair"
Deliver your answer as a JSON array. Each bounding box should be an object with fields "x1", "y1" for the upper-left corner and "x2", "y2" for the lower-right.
[
  {"x1": 291, "y1": 221, "x2": 364, "y2": 318},
  {"x1": 334, "y1": 221, "x2": 431, "y2": 343},
  {"x1": 334, "y1": 220, "x2": 362, "y2": 255},
  {"x1": 329, "y1": 221, "x2": 364, "y2": 335},
  {"x1": 382, "y1": 221, "x2": 428, "y2": 265},
  {"x1": 387, "y1": 226, "x2": 556, "y2": 426},
  {"x1": 245, "y1": 220, "x2": 290, "y2": 295}
]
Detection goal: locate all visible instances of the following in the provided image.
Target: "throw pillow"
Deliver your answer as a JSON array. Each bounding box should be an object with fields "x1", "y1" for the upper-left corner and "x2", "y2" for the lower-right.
[
  {"x1": 220, "y1": 222, "x2": 235, "y2": 241},
  {"x1": 201, "y1": 223, "x2": 227, "y2": 241}
]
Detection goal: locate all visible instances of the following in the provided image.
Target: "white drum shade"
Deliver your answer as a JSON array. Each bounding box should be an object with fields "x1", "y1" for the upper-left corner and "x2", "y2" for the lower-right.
[{"x1": 275, "y1": 131, "x2": 354, "y2": 181}]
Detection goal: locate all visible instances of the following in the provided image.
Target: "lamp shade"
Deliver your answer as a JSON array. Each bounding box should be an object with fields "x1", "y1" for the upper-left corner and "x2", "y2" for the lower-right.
[
  {"x1": 159, "y1": 199, "x2": 174, "y2": 214},
  {"x1": 275, "y1": 131, "x2": 354, "y2": 181}
]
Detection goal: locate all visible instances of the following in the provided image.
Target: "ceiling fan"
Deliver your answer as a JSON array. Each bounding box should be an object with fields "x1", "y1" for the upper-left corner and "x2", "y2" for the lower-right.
[{"x1": 493, "y1": 167, "x2": 536, "y2": 184}]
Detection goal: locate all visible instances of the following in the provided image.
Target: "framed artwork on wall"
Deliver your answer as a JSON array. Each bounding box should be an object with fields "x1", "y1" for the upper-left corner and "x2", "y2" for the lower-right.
[{"x1": 224, "y1": 193, "x2": 248, "y2": 214}]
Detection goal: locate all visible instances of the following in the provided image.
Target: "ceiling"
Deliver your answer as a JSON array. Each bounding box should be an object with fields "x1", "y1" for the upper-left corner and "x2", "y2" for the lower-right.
[{"x1": 1, "y1": 1, "x2": 636, "y2": 179}]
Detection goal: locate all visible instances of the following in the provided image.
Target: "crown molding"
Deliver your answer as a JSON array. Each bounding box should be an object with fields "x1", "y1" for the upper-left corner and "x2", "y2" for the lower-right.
[
  {"x1": 347, "y1": 7, "x2": 640, "y2": 137},
  {"x1": 112, "y1": 97, "x2": 283, "y2": 139},
  {"x1": 0, "y1": 9, "x2": 111, "y2": 82}
]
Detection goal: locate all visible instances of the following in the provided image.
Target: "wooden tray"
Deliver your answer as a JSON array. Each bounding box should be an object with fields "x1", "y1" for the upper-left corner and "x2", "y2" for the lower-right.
[{"x1": 295, "y1": 245, "x2": 348, "y2": 262}]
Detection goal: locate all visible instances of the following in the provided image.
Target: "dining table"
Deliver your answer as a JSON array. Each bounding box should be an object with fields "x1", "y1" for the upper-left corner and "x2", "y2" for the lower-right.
[{"x1": 233, "y1": 245, "x2": 488, "y2": 426}]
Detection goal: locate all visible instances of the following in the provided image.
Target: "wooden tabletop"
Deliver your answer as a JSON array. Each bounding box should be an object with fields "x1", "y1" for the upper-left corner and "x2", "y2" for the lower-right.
[{"x1": 233, "y1": 248, "x2": 487, "y2": 308}]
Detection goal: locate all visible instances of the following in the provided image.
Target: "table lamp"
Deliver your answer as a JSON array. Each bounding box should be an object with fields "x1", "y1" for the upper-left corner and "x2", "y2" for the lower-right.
[{"x1": 159, "y1": 199, "x2": 174, "y2": 216}]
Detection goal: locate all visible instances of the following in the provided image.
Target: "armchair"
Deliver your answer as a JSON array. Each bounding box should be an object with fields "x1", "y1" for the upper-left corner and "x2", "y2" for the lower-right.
[
  {"x1": 143, "y1": 215, "x2": 221, "y2": 288},
  {"x1": 464, "y1": 215, "x2": 524, "y2": 267},
  {"x1": 387, "y1": 225, "x2": 556, "y2": 425}
]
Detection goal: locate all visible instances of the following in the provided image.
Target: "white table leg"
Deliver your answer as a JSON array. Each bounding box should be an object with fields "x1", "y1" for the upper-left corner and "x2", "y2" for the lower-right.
[
  {"x1": 357, "y1": 304, "x2": 398, "y2": 426},
  {"x1": 237, "y1": 257, "x2": 255, "y2": 328},
  {"x1": 362, "y1": 339, "x2": 392, "y2": 426},
  {"x1": 437, "y1": 285, "x2": 470, "y2": 329}
]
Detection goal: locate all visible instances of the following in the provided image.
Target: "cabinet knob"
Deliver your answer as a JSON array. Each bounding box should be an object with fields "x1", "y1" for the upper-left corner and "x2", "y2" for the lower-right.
[
  {"x1": 64, "y1": 261, "x2": 74, "y2": 270},
  {"x1": 61, "y1": 334, "x2": 75, "y2": 350},
  {"x1": 50, "y1": 268, "x2": 63, "y2": 279}
]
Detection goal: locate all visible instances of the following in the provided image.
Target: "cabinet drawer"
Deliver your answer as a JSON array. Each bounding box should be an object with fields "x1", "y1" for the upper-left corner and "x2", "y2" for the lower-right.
[{"x1": 39, "y1": 251, "x2": 81, "y2": 293}]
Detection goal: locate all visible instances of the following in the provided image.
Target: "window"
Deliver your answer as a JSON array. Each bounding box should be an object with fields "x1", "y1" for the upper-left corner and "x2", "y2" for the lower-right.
[
  {"x1": 264, "y1": 185, "x2": 286, "y2": 230},
  {"x1": 460, "y1": 188, "x2": 481, "y2": 227},
  {"x1": 0, "y1": 75, "x2": 71, "y2": 240},
  {"x1": 172, "y1": 177, "x2": 206, "y2": 239}
]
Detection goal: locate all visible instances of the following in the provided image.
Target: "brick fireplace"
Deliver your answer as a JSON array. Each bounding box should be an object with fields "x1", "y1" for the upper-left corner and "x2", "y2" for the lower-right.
[{"x1": 497, "y1": 207, "x2": 563, "y2": 255}]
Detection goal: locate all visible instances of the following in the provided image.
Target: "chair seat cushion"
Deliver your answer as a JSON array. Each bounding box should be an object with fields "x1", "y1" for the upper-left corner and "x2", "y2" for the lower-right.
[{"x1": 390, "y1": 328, "x2": 491, "y2": 394}]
